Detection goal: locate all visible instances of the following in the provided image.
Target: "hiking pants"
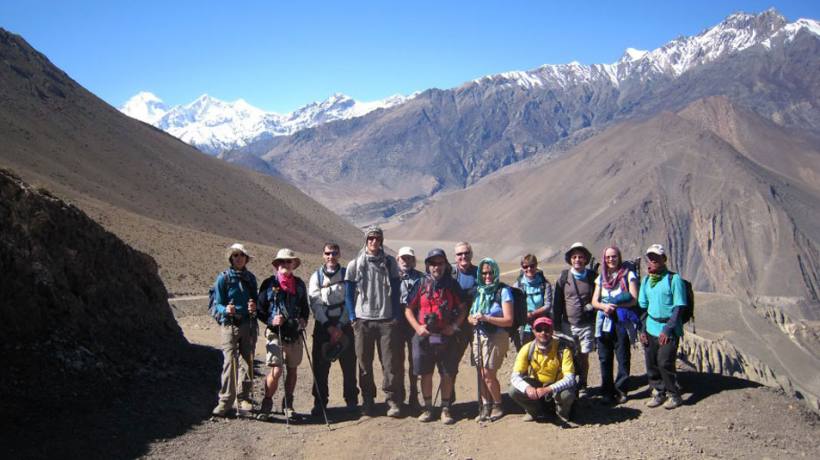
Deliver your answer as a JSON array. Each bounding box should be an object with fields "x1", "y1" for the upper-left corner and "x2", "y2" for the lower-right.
[
  {"x1": 353, "y1": 318, "x2": 404, "y2": 403},
  {"x1": 597, "y1": 324, "x2": 631, "y2": 398},
  {"x1": 311, "y1": 323, "x2": 358, "y2": 408},
  {"x1": 403, "y1": 323, "x2": 419, "y2": 402},
  {"x1": 218, "y1": 320, "x2": 257, "y2": 404},
  {"x1": 508, "y1": 378, "x2": 575, "y2": 419},
  {"x1": 644, "y1": 333, "x2": 680, "y2": 397}
]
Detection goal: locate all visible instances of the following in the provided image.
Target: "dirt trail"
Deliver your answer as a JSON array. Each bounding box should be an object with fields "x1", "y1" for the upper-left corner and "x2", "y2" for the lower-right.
[{"x1": 141, "y1": 315, "x2": 820, "y2": 459}]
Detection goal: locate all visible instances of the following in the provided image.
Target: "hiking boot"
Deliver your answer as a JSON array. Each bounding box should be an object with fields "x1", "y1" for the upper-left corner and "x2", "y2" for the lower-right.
[
  {"x1": 475, "y1": 404, "x2": 490, "y2": 422},
  {"x1": 600, "y1": 395, "x2": 615, "y2": 406},
  {"x1": 237, "y1": 399, "x2": 254, "y2": 416},
  {"x1": 489, "y1": 403, "x2": 504, "y2": 422},
  {"x1": 259, "y1": 397, "x2": 273, "y2": 415},
  {"x1": 281, "y1": 396, "x2": 296, "y2": 419},
  {"x1": 440, "y1": 406, "x2": 455, "y2": 425},
  {"x1": 615, "y1": 391, "x2": 628, "y2": 404},
  {"x1": 646, "y1": 392, "x2": 668, "y2": 408},
  {"x1": 345, "y1": 400, "x2": 359, "y2": 412},
  {"x1": 521, "y1": 413, "x2": 536, "y2": 422},
  {"x1": 577, "y1": 386, "x2": 589, "y2": 399},
  {"x1": 311, "y1": 404, "x2": 325, "y2": 417},
  {"x1": 664, "y1": 394, "x2": 684, "y2": 410},
  {"x1": 386, "y1": 400, "x2": 402, "y2": 418},
  {"x1": 211, "y1": 401, "x2": 235, "y2": 418},
  {"x1": 418, "y1": 408, "x2": 434, "y2": 423}
]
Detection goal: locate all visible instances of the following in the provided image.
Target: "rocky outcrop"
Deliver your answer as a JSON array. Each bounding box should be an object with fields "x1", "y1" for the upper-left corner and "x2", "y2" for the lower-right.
[
  {"x1": 0, "y1": 169, "x2": 186, "y2": 406},
  {"x1": 679, "y1": 333, "x2": 819, "y2": 413}
]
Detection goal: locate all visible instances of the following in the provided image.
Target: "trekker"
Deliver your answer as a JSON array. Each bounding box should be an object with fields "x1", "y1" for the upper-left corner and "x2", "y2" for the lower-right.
[
  {"x1": 591, "y1": 246, "x2": 640, "y2": 405},
  {"x1": 509, "y1": 317, "x2": 576, "y2": 423},
  {"x1": 552, "y1": 242, "x2": 596, "y2": 397},
  {"x1": 211, "y1": 243, "x2": 259, "y2": 418},
  {"x1": 397, "y1": 246, "x2": 424, "y2": 411},
  {"x1": 449, "y1": 241, "x2": 479, "y2": 402},
  {"x1": 345, "y1": 226, "x2": 404, "y2": 417},
  {"x1": 257, "y1": 248, "x2": 310, "y2": 418},
  {"x1": 639, "y1": 244, "x2": 687, "y2": 410},
  {"x1": 405, "y1": 249, "x2": 466, "y2": 424},
  {"x1": 468, "y1": 258, "x2": 514, "y2": 422},
  {"x1": 513, "y1": 254, "x2": 553, "y2": 351},
  {"x1": 308, "y1": 243, "x2": 358, "y2": 416}
]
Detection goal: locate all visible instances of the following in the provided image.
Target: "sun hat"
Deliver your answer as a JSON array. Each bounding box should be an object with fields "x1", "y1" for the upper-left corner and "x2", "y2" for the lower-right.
[
  {"x1": 272, "y1": 248, "x2": 301, "y2": 270},
  {"x1": 226, "y1": 243, "x2": 253, "y2": 263},
  {"x1": 564, "y1": 242, "x2": 592, "y2": 265}
]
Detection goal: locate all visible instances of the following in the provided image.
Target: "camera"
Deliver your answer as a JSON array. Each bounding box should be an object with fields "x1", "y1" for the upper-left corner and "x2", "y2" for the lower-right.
[{"x1": 424, "y1": 312, "x2": 440, "y2": 334}]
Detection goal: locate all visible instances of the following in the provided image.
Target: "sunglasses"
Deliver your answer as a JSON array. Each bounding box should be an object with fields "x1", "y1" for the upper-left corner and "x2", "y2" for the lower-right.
[
  {"x1": 367, "y1": 236, "x2": 382, "y2": 241},
  {"x1": 534, "y1": 326, "x2": 552, "y2": 333},
  {"x1": 521, "y1": 264, "x2": 536, "y2": 270},
  {"x1": 324, "y1": 251, "x2": 339, "y2": 256},
  {"x1": 455, "y1": 251, "x2": 471, "y2": 257}
]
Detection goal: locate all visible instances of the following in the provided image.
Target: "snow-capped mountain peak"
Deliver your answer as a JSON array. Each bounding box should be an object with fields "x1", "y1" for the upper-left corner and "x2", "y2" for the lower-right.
[
  {"x1": 120, "y1": 91, "x2": 415, "y2": 154},
  {"x1": 121, "y1": 91, "x2": 168, "y2": 125}
]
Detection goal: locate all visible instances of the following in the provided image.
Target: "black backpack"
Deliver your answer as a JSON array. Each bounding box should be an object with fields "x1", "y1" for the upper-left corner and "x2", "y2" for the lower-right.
[
  {"x1": 207, "y1": 270, "x2": 253, "y2": 324},
  {"x1": 497, "y1": 282, "x2": 528, "y2": 335}
]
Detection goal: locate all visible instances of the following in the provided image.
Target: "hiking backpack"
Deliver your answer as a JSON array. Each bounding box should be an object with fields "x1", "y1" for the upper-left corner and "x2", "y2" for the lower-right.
[
  {"x1": 207, "y1": 270, "x2": 253, "y2": 324},
  {"x1": 498, "y1": 282, "x2": 528, "y2": 335},
  {"x1": 526, "y1": 331, "x2": 578, "y2": 386},
  {"x1": 316, "y1": 266, "x2": 347, "y2": 287}
]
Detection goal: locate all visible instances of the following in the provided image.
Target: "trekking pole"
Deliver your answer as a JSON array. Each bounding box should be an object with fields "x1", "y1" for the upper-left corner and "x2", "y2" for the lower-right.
[
  {"x1": 301, "y1": 329, "x2": 332, "y2": 431},
  {"x1": 474, "y1": 330, "x2": 485, "y2": 419},
  {"x1": 278, "y1": 325, "x2": 290, "y2": 430}
]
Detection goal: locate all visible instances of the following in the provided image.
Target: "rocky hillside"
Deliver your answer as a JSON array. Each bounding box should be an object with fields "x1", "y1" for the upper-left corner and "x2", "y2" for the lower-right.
[
  {"x1": 0, "y1": 28, "x2": 363, "y2": 293},
  {"x1": 0, "y1": 168, "x2": 185, "y2": 411},
  {"x1": 228, "y1": 10, "x2": 820, "y2": 223},
  {"x1": 388, "y1": 97, "x2": 820, "y2": 302}
]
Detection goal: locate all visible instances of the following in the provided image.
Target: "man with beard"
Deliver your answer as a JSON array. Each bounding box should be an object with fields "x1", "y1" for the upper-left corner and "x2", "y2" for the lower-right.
[
  {"x1": 509, "y1": 317, "x2": 576, "y2": 423},
  {"x1": 405, "y1": 249, "x2": 466, "y2": 424},
  {"x1": 345, "y1": 226, "x2": 404, "y2": 417},
  {"x1": 639, "y1": 244, "x2": 687, "y2": 410}
]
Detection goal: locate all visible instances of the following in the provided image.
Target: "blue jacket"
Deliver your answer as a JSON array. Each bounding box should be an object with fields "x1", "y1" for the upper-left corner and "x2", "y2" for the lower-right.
[{"x1": 213, "y1": 268, "x2": 258, "y2": 324}]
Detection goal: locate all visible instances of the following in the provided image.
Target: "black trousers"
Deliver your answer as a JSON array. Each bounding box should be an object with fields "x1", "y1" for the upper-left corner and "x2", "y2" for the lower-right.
[
  {"x1": 311, "y1": 322, "x2": 359, "y2": 408},
  {"x1": 597, "y1": 325, "x2": 631, "y2": 397},
  {"x1": 644, "y1": 333, "x2": 679, "y2": 397}
]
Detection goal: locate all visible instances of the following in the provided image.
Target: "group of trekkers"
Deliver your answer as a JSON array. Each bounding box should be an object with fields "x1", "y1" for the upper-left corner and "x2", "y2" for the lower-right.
[{"x1": 209, "y1": 227, "x2": 689, "y2": 426}]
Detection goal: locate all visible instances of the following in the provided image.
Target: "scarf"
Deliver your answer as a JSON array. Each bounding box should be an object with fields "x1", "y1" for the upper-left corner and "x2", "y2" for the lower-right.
[
  {"x1": 601, "y1": 247, "x2": 628, "y2": 291},
  {"x1": 471, "y1": 258, "x2": 500, "y2": 315},
  {"x1": 648, "y1": 267, "x2": 669, "y2": 288},
  {"x1": 277, "y1": 272, "x2": 296, "y2": 295},
  {"x1": 570, "y1": 268, "x2": 589, "y2": 280}
]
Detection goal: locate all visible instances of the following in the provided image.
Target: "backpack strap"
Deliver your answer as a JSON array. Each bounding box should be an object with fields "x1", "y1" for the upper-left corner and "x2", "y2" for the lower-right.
[{"x1": 527, "y1": 341, "x2": 537, "y2": 378}]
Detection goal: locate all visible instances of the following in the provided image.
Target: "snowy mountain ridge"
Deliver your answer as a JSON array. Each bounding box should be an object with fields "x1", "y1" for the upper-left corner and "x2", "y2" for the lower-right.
[
  {"x1": 120, "y1": 91, "x2": 415, "y2": 154},
  {"x1": 473, "y1": 9, "x2": 819, "y2": 90}
]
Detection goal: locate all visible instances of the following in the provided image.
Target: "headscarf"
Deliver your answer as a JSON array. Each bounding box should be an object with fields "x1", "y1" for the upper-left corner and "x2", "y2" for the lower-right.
[
  {"x1": 601, "y1": 246, "x2": 628, "y2": 291},
  {"x1": 470, "y1": 258, "x2": 500, "y2": 315}
]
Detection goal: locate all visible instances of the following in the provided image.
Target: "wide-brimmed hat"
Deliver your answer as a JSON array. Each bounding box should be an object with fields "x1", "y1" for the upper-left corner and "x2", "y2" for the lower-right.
[
  {"x1": 226, "y1": 243, "x2": 253, "y2": 263},
  {"x1": 272, "y1": 248, "x2": 301, "y2": 270},
  {"x1": 646, "y1": 244, "x2": 666, "y2": 257},
  {"x1": 564, "y1": 242, "x2": 592, "y2": 265},
  {"x1": 398, "y1": 246, "x2": 415, "y2": 258}
]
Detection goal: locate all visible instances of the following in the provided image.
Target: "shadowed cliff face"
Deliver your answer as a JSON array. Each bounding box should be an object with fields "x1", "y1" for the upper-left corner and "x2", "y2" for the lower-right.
[{"x1": 0, "y1": 169, "x2": 185, "y2": 402}]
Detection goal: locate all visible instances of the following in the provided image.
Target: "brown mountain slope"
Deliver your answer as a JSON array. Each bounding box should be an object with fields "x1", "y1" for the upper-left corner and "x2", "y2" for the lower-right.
[
  {"x1": 0, "y1": 29, "x2": 362, "y2": 292},
  {"x1": 387, "y1": 98, "x2": 820, "y2": 301}
]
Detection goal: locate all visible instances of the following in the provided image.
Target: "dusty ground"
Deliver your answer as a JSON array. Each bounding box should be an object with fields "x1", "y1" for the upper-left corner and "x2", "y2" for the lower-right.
[{"x1": 137, "y1": 306, "x2": 819, "y2": 460}]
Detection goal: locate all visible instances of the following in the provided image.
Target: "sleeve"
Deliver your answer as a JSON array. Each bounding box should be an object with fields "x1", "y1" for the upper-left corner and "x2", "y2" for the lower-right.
[
  {"x1": 672, "y1": 274, "x2": 687, "y2": 308},
  {"x1": 249, "y1": 274, "x2": 259, "y2": 303},
  {"x1": 345, "y1": 260, "x2": 358, "y2": 321},
  {"x1": 543, "y1": 279, "x2": 553, "y2": 310},
  {"x1": 552, "y1": 275, "x2": 565, "y2": 328},
  {"x1": 638, "y1": 276, "x2": 649, "y2": 310},
  {"x1": 256, "y1": 280, "x2": 270, "y2": 324},
  {"x1": 510, "y1": 345, "x2": 532, "y2": 393},
  {"x1": 308, "y1": 272, "x2": 330, "y2": 326},
  {"x1": 213, "y1": 273, "x2": 228, "y2": 315},
  {"x1": 548, "y1": 347, "x2": 577, "y2": 393},
  {"x1": 501, "y1": 287, "x2": 514, "y2": 303}
]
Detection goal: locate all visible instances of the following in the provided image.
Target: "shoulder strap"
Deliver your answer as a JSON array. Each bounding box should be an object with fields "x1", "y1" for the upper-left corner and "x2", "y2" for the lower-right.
[
  {"x1": 527, "y1": 341, "x2": 537, "y2": 378},
  {"x1": 316, "y1": 268, "x2": 324, "y2": 287}
]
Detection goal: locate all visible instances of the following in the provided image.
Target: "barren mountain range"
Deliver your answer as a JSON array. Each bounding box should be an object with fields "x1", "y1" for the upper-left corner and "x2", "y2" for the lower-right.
[
  {"x1": 0, "y1": 28, "x2": 363, "y2": 294},
  {"x1": 224, "y1": 10, "x2": 820, "y2": 223}
]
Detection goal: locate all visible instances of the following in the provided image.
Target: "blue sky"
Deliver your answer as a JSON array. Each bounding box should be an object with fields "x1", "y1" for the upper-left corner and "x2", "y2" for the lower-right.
[{"x1": 2, "y1": 1, "x2": 818, "y2": 113}]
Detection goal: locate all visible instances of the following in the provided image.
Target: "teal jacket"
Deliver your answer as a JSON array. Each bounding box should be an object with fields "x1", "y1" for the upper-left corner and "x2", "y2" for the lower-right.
[{"x1": 213, "y1": 268, "x2": 258, "y2": 324}]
